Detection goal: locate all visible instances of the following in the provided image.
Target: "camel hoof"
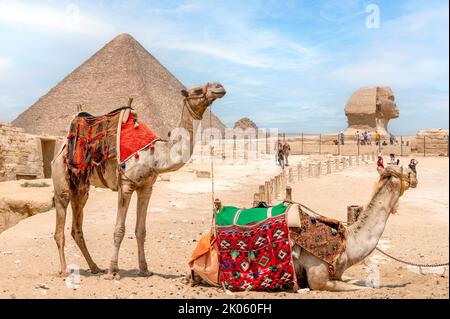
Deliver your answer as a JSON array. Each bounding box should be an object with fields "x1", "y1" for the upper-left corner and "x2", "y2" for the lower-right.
[
  {"x1": 90, "y1": 266, "x2": 102, "y2": 274},
  {"x1": 138, "y1": 270, "x2": 153, "y2": 277},
  {"x1": 104, "y1": 272, "x2": 121, "y2": 281}
]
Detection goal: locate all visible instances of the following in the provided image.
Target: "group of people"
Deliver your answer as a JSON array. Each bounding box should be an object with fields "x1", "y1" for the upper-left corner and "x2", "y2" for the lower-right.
[
  {"x1": 376, "y1": 153, "x2": 418, "y2": 175},
  {"x1": 275, "y1": 140, "x2": 291, "y2": 169},
  {"x1": 355, "y1": 130, "x2": 372, "y2": 145}
]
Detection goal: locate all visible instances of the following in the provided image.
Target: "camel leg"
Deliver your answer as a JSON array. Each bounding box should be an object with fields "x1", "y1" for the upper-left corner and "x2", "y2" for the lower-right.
[
  {"x1": 305, "y1": 262, "x2": 369, "y2": 292},
  {"x1": 70, "y1": 189, "x2": 101, "y2": 274},
  {"x1": 53, "y1": 193, "x2": 70, "y2": 276},
  {"x1": 135, "y1": 184, "x2": 153, "y2": 276},
  {"x1": 107, "y1": 182, "x2": 134, "y2": 279}
]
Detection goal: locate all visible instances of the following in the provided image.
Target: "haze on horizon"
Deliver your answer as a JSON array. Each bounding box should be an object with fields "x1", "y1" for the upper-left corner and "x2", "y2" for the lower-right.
[{"x1": 0, "y1": 0, "x2": 448, "y2": 135}]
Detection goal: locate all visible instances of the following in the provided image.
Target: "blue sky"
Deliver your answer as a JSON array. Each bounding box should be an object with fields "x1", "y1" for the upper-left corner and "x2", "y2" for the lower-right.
[{"x1": 0, "y1": 0, "x2": 448, "y2": 134}]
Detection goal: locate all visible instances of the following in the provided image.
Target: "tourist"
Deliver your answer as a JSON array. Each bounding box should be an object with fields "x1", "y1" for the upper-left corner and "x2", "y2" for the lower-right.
[
  {"x1": 277, "y1": 147, "x2": 285, "y2": 169},
  {"x1": 382, "y1": 140, "x2": 388, "y2": 146},
  {"x1": 360, "y1": 132, "x2": 366, "y2": 145},
  {"x1": 283, "y1": 142, "x2": 291, "y2": 166},
  {"x1": 377, "y1": 154, "x2": 384, "y2": 175},
  {"x1": 274, "y1": 140, "x2": 282, "y2": 165},
  {"x1": 375, "y1": 130, "x2": 381, "y2": 145},
  {"x1": 339, "y1": 131, "x2": 345, "y2": 145},
  {"x1": 389, "y1": 153, "x2": 400, "y2": 165},
  {"x1": 409, "y1": 159, "x2": 419, "y2": 173},
  {"x1": 367, "y1": 131, "x2": 372, "y2": 145},
  {"x1": 355, "y1": 131, "x2": 360, "y2": 145}
]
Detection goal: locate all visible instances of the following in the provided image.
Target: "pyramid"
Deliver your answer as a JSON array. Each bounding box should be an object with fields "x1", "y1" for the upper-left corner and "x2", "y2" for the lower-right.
[{"x1": 12, "y1": 33, "x2": 225, "y2": 137}]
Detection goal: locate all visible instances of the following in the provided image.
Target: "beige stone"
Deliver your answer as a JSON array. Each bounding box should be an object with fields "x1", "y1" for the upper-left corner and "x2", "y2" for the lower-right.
[{"x1": 344, "y1": 86, "x2": 399, "y2": 136}]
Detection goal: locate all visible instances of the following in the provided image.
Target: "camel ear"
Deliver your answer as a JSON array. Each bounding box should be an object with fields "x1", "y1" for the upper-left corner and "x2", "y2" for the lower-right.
[{"x1": 181, "y1": 89, "x2": 189, "y2": 97}]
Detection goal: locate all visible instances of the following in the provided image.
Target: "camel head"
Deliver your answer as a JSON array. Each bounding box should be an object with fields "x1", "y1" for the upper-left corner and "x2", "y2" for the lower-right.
[
  {"x1": 378, "y1": 165, "x2": 418, "y2": 197},
  {"x1": 181, "y1": 82, "x2": 226, "y2": 120}
]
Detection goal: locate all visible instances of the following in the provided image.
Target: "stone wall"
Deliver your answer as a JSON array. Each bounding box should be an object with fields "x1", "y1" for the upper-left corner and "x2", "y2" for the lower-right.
[
  {"x1": 413, "y1": 128, "x2": 449, "y2": 156},
  {"x1": 0, "y1": 123, "x2": 62, "y2": 181}
]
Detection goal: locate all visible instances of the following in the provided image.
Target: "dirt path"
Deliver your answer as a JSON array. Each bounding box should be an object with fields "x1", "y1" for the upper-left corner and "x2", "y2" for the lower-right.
[{"x1": 0, "y1": 156, "x2": 448, "y2": 298}]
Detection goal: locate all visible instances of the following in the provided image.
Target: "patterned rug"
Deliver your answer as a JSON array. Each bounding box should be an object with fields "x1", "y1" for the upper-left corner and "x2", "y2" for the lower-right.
[
  {"x1": 289, "y1": 212, "x2": 347, "y2": 274},
  {"x1": 66, "y1": 109, "x2": 121, "y2": 188},
  {"x1": 216, "y1": 204, "x2": 297, "y2": 291},
  {"x1": 66, "y1": 108, "x2": 159, "y2": 187}
]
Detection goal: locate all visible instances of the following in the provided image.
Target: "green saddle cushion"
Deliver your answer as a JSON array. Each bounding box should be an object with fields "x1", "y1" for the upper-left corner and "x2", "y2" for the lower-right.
[{"x1": 215, "y1": 203, "x2": 288, "y2": 227}]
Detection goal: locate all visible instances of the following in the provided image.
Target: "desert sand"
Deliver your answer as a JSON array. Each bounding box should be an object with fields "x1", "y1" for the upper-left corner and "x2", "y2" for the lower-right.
[{"x1": 0, "y1": 154, "x2": 448, "y2": 299}]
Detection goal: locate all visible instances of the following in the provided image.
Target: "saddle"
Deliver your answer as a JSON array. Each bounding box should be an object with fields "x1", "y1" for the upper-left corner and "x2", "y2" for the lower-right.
[{"x1": 65, "y1": 106, "x2": 159, "y2": 188}]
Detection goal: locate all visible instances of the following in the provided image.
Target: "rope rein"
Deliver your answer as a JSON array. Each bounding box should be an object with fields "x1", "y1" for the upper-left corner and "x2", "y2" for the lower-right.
[
  {"x1": 209, "y1": 105, "x2": 216, "y2": 233},
  {"x1": 374, "y1": 247, "x2": 449, "y2": 268}
]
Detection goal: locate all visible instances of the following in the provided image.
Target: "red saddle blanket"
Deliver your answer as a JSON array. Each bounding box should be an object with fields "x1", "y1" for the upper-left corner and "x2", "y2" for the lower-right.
[
  {"x1": 216, "y1": 214, "x2": 297, "y2": 291},
  {"x1": 66, "y1": 109, "x2": 159, "y2": 187}
]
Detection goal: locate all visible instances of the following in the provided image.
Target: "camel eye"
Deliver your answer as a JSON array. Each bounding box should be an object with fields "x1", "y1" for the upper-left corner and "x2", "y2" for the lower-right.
[{"x1": 194, "y1": 89, "x2": 203, "y2": 95}]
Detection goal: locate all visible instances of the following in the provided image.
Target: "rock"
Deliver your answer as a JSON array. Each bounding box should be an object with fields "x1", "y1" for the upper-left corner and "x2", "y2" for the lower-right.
[
  {"x1": 195, "y1": 170, "x2": 211, "y2": 178},
  {"x1": 344, "y1": 86, "x2": 399, "y2": 137},
  {"x1": 36, "y1": 283, "x2": 49, "y2": 290}
]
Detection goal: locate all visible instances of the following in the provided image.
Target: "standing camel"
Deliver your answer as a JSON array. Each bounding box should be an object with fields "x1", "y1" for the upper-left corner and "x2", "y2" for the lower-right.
[
  {"x1": 291, "y1": 165, "x2": 418, "y2": 291},
  {"x1": 51, "y1": 82, "x2": 226, "y2": 278}
]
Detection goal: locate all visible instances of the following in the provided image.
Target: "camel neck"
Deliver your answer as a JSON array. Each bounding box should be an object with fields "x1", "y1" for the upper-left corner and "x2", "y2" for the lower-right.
[{"x1": 345, "y1": 183, "x2": 401, "y2": 266}]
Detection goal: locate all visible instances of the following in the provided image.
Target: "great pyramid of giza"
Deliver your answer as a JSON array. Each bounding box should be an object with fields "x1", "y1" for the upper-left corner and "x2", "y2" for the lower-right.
[{"x1": 12, "y1": 33, "x2": 225, "y2": 137}]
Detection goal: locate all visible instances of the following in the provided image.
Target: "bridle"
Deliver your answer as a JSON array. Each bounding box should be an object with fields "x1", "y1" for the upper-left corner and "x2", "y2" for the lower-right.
[
  {"x1": 183, "y1": 84, "x2": 209, "y2": 120},
  {"x1": 387, "y1": 167, "x2": 411, "y2": 197}
]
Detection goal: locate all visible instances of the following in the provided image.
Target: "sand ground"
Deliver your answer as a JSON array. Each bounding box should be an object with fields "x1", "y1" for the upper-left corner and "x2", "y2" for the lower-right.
[{"x1": 0, "y1": 155, "x2": 448, "y2": 299}]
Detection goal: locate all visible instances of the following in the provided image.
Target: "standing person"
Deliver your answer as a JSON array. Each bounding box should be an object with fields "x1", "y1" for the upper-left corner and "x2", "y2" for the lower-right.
[
  {"x1": 376, "y1": 154, "x2": 384, "y2": 175},
  {"x1": 274, "y1": 140, "x2": 281, "y2": 165},
  {"x1": 339, "y1": 131, "x2": 345, "y2": 145},
  {"x1": 277, "y1": 146, "x2": 285, "y2": 169},
  {"x1": 360, "y1": 132, "x2": 366, "y2": 145},
  {"x1": 375, "y1": 131, "x2": 381, "y2": 145},
  {"x1": 408, "y1": 158, "x2": 419, "y2": 173},
  {"x1": 367, "y1": 131, "x2": 372, "y2": 145},
  {"x1": 355, "y1": 131, "x2": 360, "y2": 145},
  {"x1": 282, "y1": 142, "x2": 291, "y2": 166}
]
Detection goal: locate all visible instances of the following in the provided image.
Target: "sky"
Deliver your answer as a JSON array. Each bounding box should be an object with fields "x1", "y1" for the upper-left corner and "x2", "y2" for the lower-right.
[{"x1": 0, "y1": 0, "x2": 448, "y2": 135}]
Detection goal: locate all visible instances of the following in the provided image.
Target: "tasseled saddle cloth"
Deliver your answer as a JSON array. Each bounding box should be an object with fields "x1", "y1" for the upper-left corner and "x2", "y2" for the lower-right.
[
  {"x1": 66, "y1": 107, "x2": 159, "y2": 187},
  {"x1": 289, "y1": 212, "x2": 347, "y2": 275}
]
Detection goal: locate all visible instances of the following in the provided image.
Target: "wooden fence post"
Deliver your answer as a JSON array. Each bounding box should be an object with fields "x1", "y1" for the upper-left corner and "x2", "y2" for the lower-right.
[
  {"x1": 285, "y1": 186, "x2": 292, "y2": 201},
  {"x1": 327, "y1": 161, "x2": 331, "y2": 174},
  {"x1": 264, "y1": 181, "x2": 270, "y2": 204},
  {"x1": 259, "y1": 185, "x2": 265, "y2": 203},
  {"x1": 288, "y1": 168, "x2": 293, "y2": 183}
]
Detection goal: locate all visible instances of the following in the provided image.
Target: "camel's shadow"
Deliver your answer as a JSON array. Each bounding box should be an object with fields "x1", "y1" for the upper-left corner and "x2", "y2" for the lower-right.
[
  {"x1": 78, "y1": 268, "x2": 184, "y2": 280},
  {"x1": 344, "y1": 278, "x2": 412, "y2": 289}
]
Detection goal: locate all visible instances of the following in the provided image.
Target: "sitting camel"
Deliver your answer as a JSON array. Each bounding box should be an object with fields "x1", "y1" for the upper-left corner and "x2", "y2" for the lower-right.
[
  {"x1": 51, "y1": 82, "x2": 226, "y2": 278},
  {"x1": 291, "y1": 165, "x2": 418, "y2": 291},
  {"x1": 190, "y1": 165, "x2": 417, "y2": 291}
]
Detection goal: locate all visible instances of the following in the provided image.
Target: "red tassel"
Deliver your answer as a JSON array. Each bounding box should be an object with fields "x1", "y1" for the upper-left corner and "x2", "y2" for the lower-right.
[
  {"x1": 134, "y1": 153, "x2": 139, "y2": 159},
  {"x1": 150, "y1": 144, "x2": 155, "y2": 151}
]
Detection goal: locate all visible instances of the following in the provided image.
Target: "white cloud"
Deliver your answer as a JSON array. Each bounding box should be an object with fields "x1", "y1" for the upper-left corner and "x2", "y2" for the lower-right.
[
  {"x1": 0, "y1": 0, "x2": 115, "y2": 37},
  {"x1": 0, "y1": 56, "x2": 12, "y2": 75}
]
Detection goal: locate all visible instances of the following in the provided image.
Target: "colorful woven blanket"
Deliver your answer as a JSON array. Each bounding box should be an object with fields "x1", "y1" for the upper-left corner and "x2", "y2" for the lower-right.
[
  {"x1": 66, "y1": 108, "x2": 159, "y2": 187},
  {"x1": 216, "y1": 203, "x2": 297, "y2": 291},
  {"x1": 289, "y1": 212, "x2": 347, "y2": 273},
  {"x1": 66, "y1": 109, "x2": 121, "y2": 187}
]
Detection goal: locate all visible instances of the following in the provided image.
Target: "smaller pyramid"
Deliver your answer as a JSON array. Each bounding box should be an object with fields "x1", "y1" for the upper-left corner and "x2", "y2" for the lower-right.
[{"x1": 12, "y1": 33, "x2": 225, "y2": 137}]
